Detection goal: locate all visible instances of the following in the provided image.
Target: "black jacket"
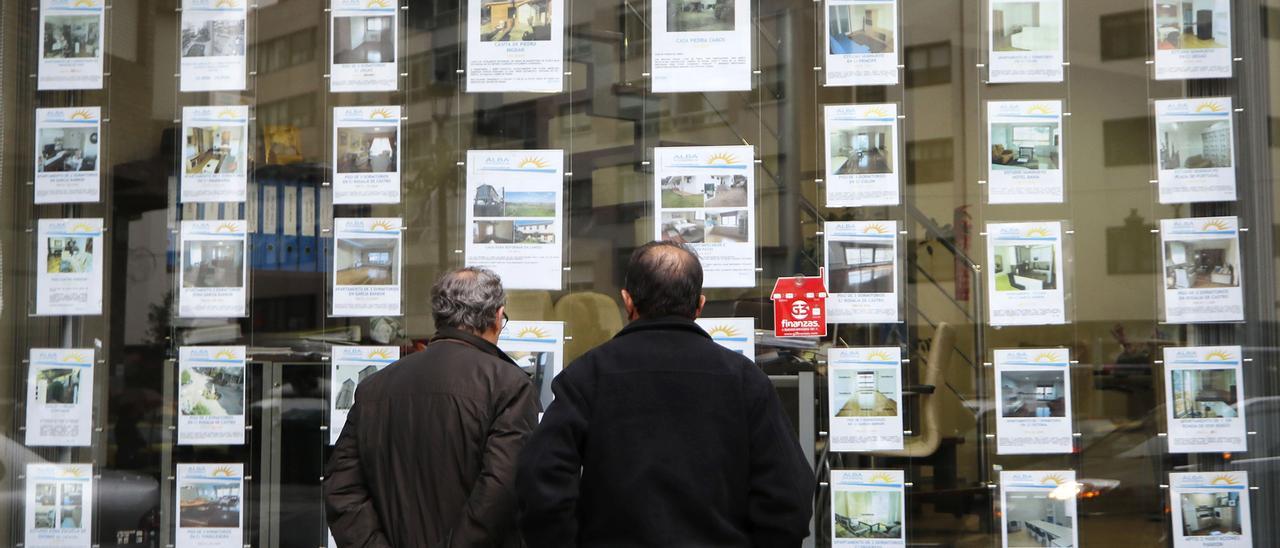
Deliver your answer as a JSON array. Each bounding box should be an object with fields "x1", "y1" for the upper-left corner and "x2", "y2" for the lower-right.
[
  {"x1": 325, "y1": 328, "x2": 538, "y2": 548},
  {"x1": 516, "y1": 317, "x2": 815, "y2": 547}
]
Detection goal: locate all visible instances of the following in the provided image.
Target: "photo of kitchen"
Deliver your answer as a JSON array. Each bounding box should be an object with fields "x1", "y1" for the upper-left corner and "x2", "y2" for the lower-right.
[{"x1": 1178, "y1": 491, "x2": 1241, "y2": 536}]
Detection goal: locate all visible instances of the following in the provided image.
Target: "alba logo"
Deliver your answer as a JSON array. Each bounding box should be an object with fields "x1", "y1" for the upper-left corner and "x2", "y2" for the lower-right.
[
  {"x1": 706, "y1": 152, "x2": 739, "y2": 166},
  {"x1": 1210, "y1": 475, "x2": 1240, "y2": 486},
  {"x1": 868, "y1": 473, "x2": 896, "y2": 483},
  {"x1": 1026, "y1": 104, "x2": 1054, "y2": 115},
  {"x1": 369, "y1": 220, "x2": 398, "y2": 231},
  {"x1": 706, "y1": 325, "x2": 740, "y2": 339},
  {"x1": 60, "y1": 466, "x2": 86, "y2": 478},
  {"x1": 215, "y1": 222, "x2": 240, "y2": 233},
  {"x1": 366, "y1": 349, "x2": 394, "y2": 360},
  {"x1": 518, "y1": 157, "x2": 550, "y2": 169},
  {"x1": 1041, "y1": 473, "x2": 1068, "y2": 486},
  {"x1": 1204, "y1": 350, "x2": 1235, "y2": 361},
  {"x1": 213, "y1": 0, "x2": 242, "y2": 7},
  {"x1": 516, "y1": 326, "x2": 550, "y2": 339},
  {"x1": 1195, "y1": 102, "x2": 1225, "y2": 113},
  {"x1": 862, "y1": 107, "x2": 890, "y2": 118},
  {"x1": 366, "y1": 0, "x2": 392, "y2": 7},
  {"x1": 71, "y1": 0, "x2": 98, "y2": 7},
  {"x1": 1034, "y1": 352, "x2": 1061, "y2": 363},
  {"x1": 62, "y1": 353, "x2": 90, "y2": 364},
  {"x1": 862, "y1": 223, "x2": 889, "y2": 235},
  {"x1": 369, "y1": 108, "x2": 394, "y2": 119},
  {"x1": 69, "y1": 110, "x2": 95, "y2": 120},
  {"x1": 790, "y1": 301, "x2": 811, "y2": 320},
  {"x1": 1025, "y1": 227, "x2": 1051, "y2": 238},
  {"x1": 217, "y1": 109, "x2": 241, "y2": 119},
  {"x1": 866, "y1": 351, "x2": 892, "y2": 362},
  {"x1": 212, "y1": 349, "x2": 239, "y2": 360},
  {"x1": 70, "y1": 223, "x2": 96, "y2": 233},
  {"x1": 211, "y1": 466, "x2": 237, "y2": 477},
  {"x1": 1201, "y1": 219, "x2": 1231, "y2": 232}
]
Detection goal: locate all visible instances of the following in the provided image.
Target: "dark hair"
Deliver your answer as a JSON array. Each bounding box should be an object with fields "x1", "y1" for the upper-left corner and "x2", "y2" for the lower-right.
[{"x1": 624, "y1": 241, "x2": 703, "y2": 319}]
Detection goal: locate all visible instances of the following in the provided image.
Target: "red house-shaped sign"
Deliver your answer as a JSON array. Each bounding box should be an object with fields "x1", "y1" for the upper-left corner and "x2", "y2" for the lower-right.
[{"x1": 771, "y1": 269, "x2": 828, "y2": 338}]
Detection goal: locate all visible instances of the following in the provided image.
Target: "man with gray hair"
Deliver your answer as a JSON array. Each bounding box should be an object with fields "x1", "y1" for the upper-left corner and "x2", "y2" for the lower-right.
[{"x1": 325, "y1": 267, "x2": 538, "y2": 547}]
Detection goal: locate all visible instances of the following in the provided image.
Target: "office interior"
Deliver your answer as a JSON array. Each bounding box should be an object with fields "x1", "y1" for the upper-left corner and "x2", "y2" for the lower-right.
[
  {"x1": 1159, "y1": 120, "x2": 1232, "y2": 169},
  {"x1": 1179, "y1": 492, "x2": 1241, "y2": 536},
  {"x1": 1170, "y1": 369, "x2": 1238, "y2": 419},
  {"x1": 1155, "y1": 1, "x2": 1230, "y2": 49},
  {"x1": 37, "y1": 128, "x2": 97, "y2": 172},
  {"x1": 827, "y1": 240, "x2": 894, "y2": 294},
  {"x1": 830, "y1": 127, "x2": 893, "y2": 174},
  {"x1": 336, "y1": 126, "x2": 396, "y2": 173},
  {"x1": 833, "y1": 370, "x2": 898, "y2": 417},
  {"x1": 991, "y1": 123, "x2": 1059, "y2": 170},
  {"x1": 333, "y1": 15, "x2": 393, "y2": 64},
  {"x1": 1005, "y1": 493, "x2": 1074, "y2": 547},
  {"x1": 828, "y1": 4, "x2": 893, "y2": 54},
  {"x1": 334, "y1": 239, "x2": 397, "y2": 286},
  {"x1": 1001, "y1": 370, "x2": 1066, "y2": 418},
  {"x1": 1163, "y1": 237, "x2": 1239, "y2": 289},
  {"x1": 833, "y1": 491, "x2": 902, "y2": 539},
  {"x1": 992, "y1": 1, "x2": 1060, "y2": 52},
  {"x1": 993, "y1": 245, "x2": 1056, "y2": 291},
  {"x1": 184, "y1": 126, "x2": 242, "y2": 175}
]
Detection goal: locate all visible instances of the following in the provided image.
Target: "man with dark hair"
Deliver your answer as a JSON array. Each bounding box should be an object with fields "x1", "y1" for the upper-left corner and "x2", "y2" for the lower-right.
[
  {"x1": 516, "y1": 241, "x2": 815, "y2": 547},
  {"x1": 325, "y1": 267, "x2": 537, "y2": 547}
]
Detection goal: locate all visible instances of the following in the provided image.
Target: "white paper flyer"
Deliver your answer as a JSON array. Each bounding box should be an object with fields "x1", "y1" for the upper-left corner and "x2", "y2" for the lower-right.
[
  {"x1": 333, "y1": 106, "x2": 401, "y2": 204},
  {"x1": 1169, "y1": 471, "x2": 1252, "y2": 547},
  {"x1": 1161, "y1": 216, "x2": 1244, "y2": 323},
  {"x1": 994, "y1": 348, "x2": 1073, "y2": 455},
  {"x1": 179, "y1": 220, "x2": 248, "y2": 318},
  {"x1": 178, "y1": 346, "x2": 247, "y2": 446},
  {"x1": 830, "y1": 469, "x2": 905, "y2": 546},
  {"x1": 176, "y1": 463, "x2": 244, "y2": 548},
  {"x1": 987, "y1": 100, "x2": 1063, "y2": 204},
  {"x1": 695, "y1": 318, "x2": 756, "y2": 361},
  {"x1": 332, "y1": 218, "x2": 403, "y2": 317},
  {"x1": 999, "y1": 470, "x2": 1078, "y2": 548},
  {"x1": 331, "y1": 0, "x2": 398, "y2": 92},
  {"x1": 651, "y1": 0, "x2": 751, "y2": 92},
  {"x1": 825, "y1": 104, "x2": 900, "y2": 207},
  {"x1": 466, "y1": 0, "x2": 564, "y2": 93},
  {"x1": 988, "y1": 0, "x2": 1063, "y2": 83},
  {"x1": 38, "y1": 0, "x2": 105, "y2": 90},
  {"x1": 828, "y1": 347, "x2": 904, "y2": 452},
  {"x1": 1163, "y1": 346, "x2": 1247, "y2": 453},
  {"x1": 986, "y1": 221, "x2": 1066, "y2": 326},
  {"x1": 499, "y1": 321, "x2": 564, "y2": 412},
  {"x1": 1153, "y1": 0, "x2": 1232, "y2": 80},
  {"x1": 654, "y1": 146, "x2": 756, "y2": 288},
  {"x1": 36, "y1": 218, "x2": 104, "y2": 316},
  {"x1": 824, "y1": 221, "x2": 899, "y2": 324},
  {"x1": 465, "y1": 150, "x2": 564, "y2": 290},
  {"x1": 25, "y1": 463, "x2": 93, "y2": 548},
  {"x1": 824, "y1": 0, "x2": 898, "y2": 86},
  {"x1": 26, "y1": 348, "x2": 95, "y2": 447},
  {"x1": 1155, "y1": 97, "x2": 1236, "y2": 203},
  {"x1": 180, "y1": 0, "x2": 248, "y2": 92},
  {"x1": 181, "y1": 106, "x2": 249, "y2": 203},
  {"x1": 330, "y1": 346, "x2": 399, "y2": 444},
  {"x1": 35, "y1": 107, "x2": 101, "y2": 204}
]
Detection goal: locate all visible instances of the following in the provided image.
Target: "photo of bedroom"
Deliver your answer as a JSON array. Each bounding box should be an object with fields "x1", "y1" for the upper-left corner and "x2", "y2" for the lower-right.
[
  {"x1": 827, "y1": 240, "x2": 893, "y2": 294},
  {"x1": 993, "y1": 244, "x2": 1056, "y2": 291},
  {"x1": 992, "y1": 1, "x2": 1060, "y2": 52},
  {"x1": 182, "y1": 241, "x2": 245, "y2": 289},
  {"x1": 831, "y1": 369, "x2": 899, "y2": 417},
  {"x1": 1156, "y1": 0, "x2": 1229, "y2": 50},
  {"x1": 1159, "y1": 119, "x2": 1232, "y2": 170},
  {"x1": 481, "y1": 0, "x2": 552, "y2": 42},
  {"x1": 336, "y1": 126, "x2": 397, "y2": 174},
  {"x1": 991, "y1": 122, "x2": 1059, "y2": 171},
  {"x1": 333, "y1": 15, "x2": 394, "y2": 64},
  {"x1": 335, "y1": 238, "x2": 398, "y2": 286},
  {"x1": 183, "y1": 125, "x2": 243, "y2": 176},
  {"x1": 833, "y1": 489, "x2": 903, "y2": 539},
  {"x1": 37, "y1": 128, "x2": 97, "y2": 172},
  {"x1": 830, "y1": 126, "x2": 893, "y2": 175},
  {"x1": 1178, "y1": 491, "x2": 1242, "y2": 536},
  {"x1": 828, "y1": 3, "x2": 894, "y2": 55},
  {"x1": 1000, "y1": 370, "x2": 1066, "y2": 418},
  {"x1": 660, "y1": 211, "x2": 705, "y2": 244},
  {"x1": 1163, "y1": 236, "x2": 1239, "y2": 289},
  {"x1": 705, "y1": 210, "x2": 748, "y2": 243},
  {"x1": 1004, "y1": 491, "x2": 1074, "y2": 547},
  {"x1": 1171, "y1": 368, "x2": 1238, "y2": 419}
]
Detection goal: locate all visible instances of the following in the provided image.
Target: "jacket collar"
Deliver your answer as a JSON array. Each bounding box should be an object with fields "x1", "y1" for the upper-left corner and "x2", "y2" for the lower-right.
[
  {"x1": 615, "y1": 315, "x2": 711, "y2": 340},
  {"x1": 430, "y1": 327, "x2": 519, "y2": 366}
]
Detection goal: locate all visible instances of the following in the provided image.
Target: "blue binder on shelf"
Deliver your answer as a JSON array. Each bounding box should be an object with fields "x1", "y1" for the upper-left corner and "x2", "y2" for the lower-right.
[
  {"x1": 319, "y1": 185, "x2": 333, "y2": 275},
  {"x1": 245, "y1": 179, "x2": 258, "y2": 271},
  {"x1": 280, "y1": 181, "x2": 301, "y2": 271},
  {"x1": 298, "y1": 181, "x2": 319, "y2": 272},
  {"x1": 258, "y1": 176, "x2": 280, "y2": 271}
]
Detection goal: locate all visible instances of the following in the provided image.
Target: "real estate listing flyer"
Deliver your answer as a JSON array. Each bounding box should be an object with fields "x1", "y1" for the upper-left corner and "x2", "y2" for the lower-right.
[
  {"x1": 828, "y1": 347, "x2": 904, "y2": 452},
  {"x1": 180, "y1": 0, "x2": 247, "y2": 92},
  {"x1": 466, "y1": 0, "x2": 564, "y2": 93},
  {"x1": 824, "y1": 0, "x2": 899, "y2": 86},
  {"x1": 35, "y1": 107, "x2": 101, "y2": 204},
  {"x1": 655, "y1": 146, "x2": 757, "y2": 288},
  {"x1": 499, "y1": 321, "x2": 564, "y2": 412},
  {"x1": 179, "y1": 220, "x2": 248, "y2": 318},
  {"x1": 465, "y1": 150, "x2": 564, "y2": 290},
  {"x1": 1155, "y1": 97, "x2": 1236, "y2": 203},
  {"x1": 26, "y1": 348, "x2": 95, "y2": 447},
  {"x1": 38, "y1": 0, "x2": 105, "y2": 90},
  {"x1": 176, "y1": 463, "x2": 244, "y2": 548},
  {"x1": 1153, "y1": 0, "x2": 1233, "y2": 80},
  {"x1": 178, "y1": 346, "x2": 247, "y2": 446},
  {"x1": 695, "y1": 317, "x2": 756, "y2": 361},
  {"x1": 331, "y1": 0, "x2": 398, "y2": 92},
  {"x1": 1162, "y1": 346, "x2": 1247, "y2": 453},
  {"x1": 987, "y1": 100, "x2": 1063, "y2": 204},
  {"x1": 330, "y1": 345, "x2": 399, "y2": 444},
  {"x1": 181, "y1": 106, "x2": 249, "y2": 203},
  {"x1": 1161, "y1": 216, "x2": 1244, "y2": 323},
  {"x1": 332, "y1": 217, "x2": 403, "y2": 316},
  {"x1": 333, "y1": 106, "x2": 401, "y2": 204},
  {"x1": 830, "y1": 469, "x2": 905, "y2": 546},
  {"x1": 985, "y1": 221, "x2": 1066, "y2": 326},
  {"x1": 824, "y1": 221, "x2": 899, "y2": 324},
  {"x1": 999, "y1": 470, "x2": 1078, "y2": 548},
  {"x1": 825, "y1": 104, "x2": 900, "y2": 207},
  {"x1": 25, "y1": 463, "x2": 93, "y2": 547},
  {"x1": 994, "y1": 348, "x2": 1073, "y2": 454},
  {"x1": 1169, "y1": 471, "x2": 1252, "y2": 547},
  {"x1": 36, "y1": 218, "x2": 104, "y2": 316},
  {"x1": 651, "y1": 0, "x2": 751, "y2": 92},
  {"x1": 988, "y1": 0, "x2": 1063, "y2": 83}
]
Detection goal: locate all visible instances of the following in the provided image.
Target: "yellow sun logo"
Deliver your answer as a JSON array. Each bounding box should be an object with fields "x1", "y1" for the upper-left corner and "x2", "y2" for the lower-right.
[
  {"x1": 1034, "y1": 352, "x2": 1061, "y2": 362},
  {"x1": 217, "y1": 109, "x2": 241, "y2": 119},
  {"x1": 214, "y1": 0, "x2": 241, "y2": 7},
  {"x1": 1195, "y1": 102, "x2": 1225, "y2": 113},
  {"x1": 63, "y1": 353, "x2": 89, "y2": 363},
  {"x1": 518, "y1": 157, "x2": 550, "y2": 169},
  {"x1": 863, "y1": 107, "x2": 889, "y2": 118},
  {"x1": 869, "y1": 473, "x2": 895, "y2": 483},
  {"x1": 1204, "y1": 351, "x2": 1234, "y2": 361},
  {"x1": 370, "y1": 220, "x2": 397, "y2": 231},
  {"x1": 69, "y1": 110, "x2": 95, "y2": 120},
  {"x1": 215, "y1": 222, "x2": 240, "y2": 233},
  {"x1": 71, "y1": 0, "x2": 97, "y2": 6},
  {"x1": 707, "y1": 325, "x2": 740, "y2": 338},
  {"x1": 369, "y1": 108, "x2": 394, "y2": 119},
  {"x1": 61, "y1": 466, "x2": 85, "y2": 478},
  {"x1": 863, "y1": 224, "x2": 889, "y2": 234},
  {"x1": 1210, "y1": 475, "x2": 1239, "y2": 485},
  {"x1": 211, "y1": 466, "x2": 236, "y2": 477},
  {"x1": 516, "y1": 327, "x2": 550, "y2": 339},
  {"x1": 1201, "y1": 220, "x2": 1230, "y2": 232},
  {"x1": 1026, "y1": 104, "x2": 1054, "y2": 115},
  {"x1": 1025, "y1": 227, "x2": 1051, "y2": 237},
  {"x1": 366, "y1": 0, "x2": 392, "y2": 6},
  {"x1": 71, "y1": 223, "x2": 96, "y2": 233},
  {"x1": 213, "y1": 350, "x2": 239, "y2": 360},
  {"x1": 866, "y1": 351, "x2": 892, "y2": 361},
  {"x1": 1042, "y1": 474, "x2": 1067, "y2": 486},
  {"x1": 706, "y1": 152, "x2": 738, "y2": 165},
  {"x1": 366, "y1": 349, "x2": 393, "y2": 360}
]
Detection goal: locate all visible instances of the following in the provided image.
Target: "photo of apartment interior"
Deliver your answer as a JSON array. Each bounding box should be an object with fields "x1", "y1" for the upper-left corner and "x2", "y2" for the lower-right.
[
  {"x1": 1159, "y1": 119, "x2": 1232, "y2": 169},
  {"x1": 46, "y1": 237, "x2": 93, "y2": 274},
  {"x1": 336, "y1": 126, "x2": 397, "y2": 173},
  {"x1": 36, "y1": 368, "x2": 80, "y2": 405},
  {"x1": 993, "y1": 244, "x2": 1056, "y2": 291},
  {"x1": 828, "y1": 3, "x2": 893, "y2": 54},
  {"x1": 333, "y1": 15, "x2": 393, "y2": 64},
  {"x1": 183, "y1": 241, "x2": 245, "y2": 289},
  {"x1": 481, "y1": 0, "x2": 552, "y2": 41},
  {"x1": 831, "y1": 126, "x2": 893, "y2": 174},
  {"x1": 1156, "y1": 1, "x2": 1229, "y2": 50},
  {"x1": 1001, "y1": 370, "x2": 1066, "y2": 418},
  {"x1": 833, "y1": 370, "x2": 899, "y2": 417},
  {"x1": 184, "y1": 125, "x2": 242, "y2": 175},
  {"x1": 991, "y1": 122, "x2": 1059, "y2": 170},
  {"x1": 43, "y1": 16, "x2": 99, "y2": 59},
  {"x1": 1005, "y1": 492, "x2": 1074, "y2": 547},
  {"x1": 38, "y1": 128, "x2": 97, "y2": 173},
  {"x1": 1179, "y1": 492, "x2": 1242, "y2": 536},
  {"x1": 474, "y1": 220, "x2": 515, "y2": 244},
  {"x1": 661, "y1": 211, "x2": 705, "y2": 243},
  {"x1": 1171, "y1": 369, "x2": 1238, "y2": 419},
  {"x1": 335, "y1": 238, "x2": 398, "y2": 286},
  {"x1": 833, "y1": 490, "x2": 902, "y2": 539},
  {"x1": 181, "y1": 19, "x2": 245, "y2": 57},
  {"x1": 667, "y1": 0, "x2": 735, "y2": 33},
  {"x1": 827, "y1": 240, "x2": 894, "y2": 294},
  {"x1": 1164, "y1": 236, "x2": 1238, "y2": 289},
  {"x1": 705, "y1": 210, "x2": 748, "y2": 243},
  {"x1": 992, "y1": 1, "x2": 1059, "y2": 52}
]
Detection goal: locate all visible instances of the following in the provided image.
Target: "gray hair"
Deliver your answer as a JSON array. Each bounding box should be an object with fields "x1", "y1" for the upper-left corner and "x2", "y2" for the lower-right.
[{"x1": 431, "y1": 267, "x2": 506, "y2": 333}]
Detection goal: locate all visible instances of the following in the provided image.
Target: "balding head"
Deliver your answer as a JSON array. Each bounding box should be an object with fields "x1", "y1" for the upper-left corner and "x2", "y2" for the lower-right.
[{"x1": 623, "y1": 241, "x2": 704, "y2": 319}]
